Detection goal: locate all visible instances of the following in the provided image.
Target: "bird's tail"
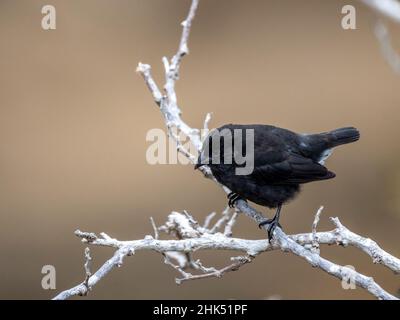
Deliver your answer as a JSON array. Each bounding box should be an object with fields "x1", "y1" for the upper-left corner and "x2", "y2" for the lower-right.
[{"x1": 326, "y1": 127, "x2": 360, "y2": 148}]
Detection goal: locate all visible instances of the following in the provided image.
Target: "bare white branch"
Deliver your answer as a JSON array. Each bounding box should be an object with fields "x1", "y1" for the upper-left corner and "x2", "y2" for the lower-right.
[
  {"x1": 361, "y1": 0, "x2": 400, "y2": 23},
  {"x1": 360, "y1": 0, "x2": 400, "y2": 73},
  {"x1": 273, "y1": 227, "x2": 396, "y2": 300},
  {"x1": 54, "y1": 211, "x2": 399, "y2": 300},
  {"x1": 53, "y1": 246, "x2": 134, "y2": 300},
  {"x1": 329, "y1": 217, "x2": 400, "y2": 274},
  {"x1": 374, "y1": 20, "x2": 400, "y2": 73}
]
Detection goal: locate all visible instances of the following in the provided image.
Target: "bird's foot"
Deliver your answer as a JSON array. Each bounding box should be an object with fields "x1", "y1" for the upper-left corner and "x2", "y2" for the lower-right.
[
  {"x1": 259, "y1": 218, "x2": 282, "y2": 242},
  {"x1": 227, "y1": 192, "x2": 247, "y2": 208}
]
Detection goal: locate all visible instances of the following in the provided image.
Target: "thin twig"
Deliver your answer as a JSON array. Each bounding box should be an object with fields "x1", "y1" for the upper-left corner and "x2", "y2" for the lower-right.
[
  {"x1": 361, "y1": 0, "x2": 400, "y2": 24},
  {"x1": 177, "y1": 256, "x2": 253, "y2": 284},
  {"x1": 374, "y1": 20, "x2": 400, "y2": 73},
  {"x1": 224, "y1": 209, "x2": 239, "y2": 237},
  {"x1": 82, "y1": 248, "x2": 92, "y2": 295},
  {"x1": 311, "y1": 206, "x2": 324, "y2": 254}
]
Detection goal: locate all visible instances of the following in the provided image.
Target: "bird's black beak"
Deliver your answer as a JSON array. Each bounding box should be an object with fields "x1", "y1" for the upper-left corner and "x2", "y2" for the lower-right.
[{"x1": 194, "y1": 163, "x2": 204, "y2": 170}]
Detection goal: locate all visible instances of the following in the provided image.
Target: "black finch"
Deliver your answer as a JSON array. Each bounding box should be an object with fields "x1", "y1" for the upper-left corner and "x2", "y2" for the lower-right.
[{"x1": 195, "y1": 124, "x2": 360, "y2": 241}]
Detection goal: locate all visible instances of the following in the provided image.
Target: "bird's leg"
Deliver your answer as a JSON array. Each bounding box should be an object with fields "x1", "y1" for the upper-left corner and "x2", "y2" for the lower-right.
[
  {"x1": 258, "y1": 204, "x2": 283, "y2": 241},
  {"x1": 227, "y1": 192, "x2": 247, "y2": 208}
]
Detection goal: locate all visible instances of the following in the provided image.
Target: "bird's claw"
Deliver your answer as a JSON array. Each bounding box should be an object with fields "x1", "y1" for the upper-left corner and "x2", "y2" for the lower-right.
[
  {"x1": 227, "y1": 192, "x2": 246, "y2": 208},
  {"x1": 258, "y1": 219, "x2": 283, "y2": 242}
]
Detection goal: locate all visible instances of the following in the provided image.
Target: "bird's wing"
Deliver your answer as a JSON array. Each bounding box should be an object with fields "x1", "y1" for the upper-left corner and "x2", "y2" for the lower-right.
[{"x1": 252, "y1": 152, "x2": 335, "y2": 184}]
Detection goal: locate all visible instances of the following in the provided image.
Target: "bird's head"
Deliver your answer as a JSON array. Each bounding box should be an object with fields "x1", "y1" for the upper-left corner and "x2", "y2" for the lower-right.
[
  {"x1": 194, "y1": 151, "x2": 209, "y2": 170},
  {"x1": 194, "y1": 128, "x2": 222, "y2": 170}
]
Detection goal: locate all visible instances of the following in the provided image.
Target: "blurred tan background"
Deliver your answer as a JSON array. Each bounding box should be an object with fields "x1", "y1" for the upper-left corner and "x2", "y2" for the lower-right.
[{"x1": 0, "y1": 0, "x2": 399, "y2": 300}]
